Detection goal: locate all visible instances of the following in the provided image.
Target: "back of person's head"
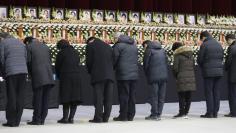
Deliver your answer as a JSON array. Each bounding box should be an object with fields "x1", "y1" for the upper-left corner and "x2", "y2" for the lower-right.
[
  {"x1": 225, "y1": 34, "x2": 235, "y2": 41},
  {"x1": 113, "y1": 32, "x2": 123, "y2": 43},
  {"x1": 172, "y1": 42, "x2": 183, "y2": 51},
  {"x1": 56, "y1": 39, "x2": 70, "y2": 50},
  {"x1": 200, "y1": 31, "x2": 211, "y2": 40},
  {"x1": 86, "y1": 37, "x2": 97, "y2": 44},
  {"x1": 142, "y1": 40, "x2": 152, "y2": 48},
  {"x1": 0, "y1": 32, "x2": 12, "y2": 39},
  {"x1": 23, "y1": 36, "x2": 35, "y2": 45}
]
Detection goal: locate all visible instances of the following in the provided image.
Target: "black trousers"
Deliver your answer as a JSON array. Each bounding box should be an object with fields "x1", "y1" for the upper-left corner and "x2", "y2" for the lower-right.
[
  {"x1": 93, "y1": 80, "x2": 113, "y2": 121},
  {"x1": 228, "y1": 82, "x2": 236, "y2": 116},
  {"x1": 5, "y1": 74, "x2": 27, "y2": 126},
  {"x1": 117, "y1": 80, "x2": 136, "y2": 119},
  {"x1": 150, "y1": 81, "x2": 167, "y2": 116},
  {"x1": 32, "y1": 85, "x2": 52, "y2": 123},
  {"x1": 178, "y1": 91, "x2": 192, "y2": 115},
  {"x1": 204, "y1": 77, "x2": 222, "y2": 115}
]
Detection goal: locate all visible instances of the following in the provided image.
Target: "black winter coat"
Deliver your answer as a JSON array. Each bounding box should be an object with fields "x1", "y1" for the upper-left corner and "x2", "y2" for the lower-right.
[
  {"x1": 197, "y1": 37, "x2": 224, "y2": 78},
  {"x1": 113, "y1": 35, "x2": 139, "y2": 80},
  {"x1": 86, "y1": 38, "x2": 115, "y2": 84},
  {"x1": 27, "y1": 40, "x2": 54, "y2": 89},
  {"x1": 225, "y1": 41, "x2": 236, "y2": 83},
  {"x1": 173, "y1": 46, "x2": 196, "y2": 92},
  {"x1": 143, "y1": 41, "x2": 168, "y2": 83}
]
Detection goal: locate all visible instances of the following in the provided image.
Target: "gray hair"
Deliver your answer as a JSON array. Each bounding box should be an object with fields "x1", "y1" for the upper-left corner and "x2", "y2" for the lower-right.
[{"x1": 113, "y1": 32, "x2": 123, "y2": 39}]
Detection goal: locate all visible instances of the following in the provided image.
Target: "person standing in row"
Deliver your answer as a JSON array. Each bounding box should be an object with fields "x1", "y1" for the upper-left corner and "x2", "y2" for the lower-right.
[
  {"x1": 0, "y1": 32, "x2": 28, "y2": 127},
  {"x1": 172, "y1": 42, "x2": 196, "y2": 118},
  {"x1": 86, "y1": 37, "x2": 115, "y2": 123},
  {"x1": 225, "y1": 34, "x2": 236, "y2": 117},
  {"x1": 142, "y1": 40, "x2": 168, "y2": 121},
  {"x1": 55, "y1": 39, "x2": 83, "y2": 124},
  {"x1": 197, "y1": 31, "x2": 224, "y2": 118},
  {"x1": 113, "y1": 34, "x2": 139, "y2": 121},
  {"x1": 24, "y1": 37, "x2": 55, "y2": 125}
]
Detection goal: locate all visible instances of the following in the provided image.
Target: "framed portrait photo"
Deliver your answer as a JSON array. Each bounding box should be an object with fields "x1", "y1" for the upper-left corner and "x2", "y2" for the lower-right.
[
  {"x1": 141, "y1": 12, "x2": 152, "y2": 23},
  {"x1": 129, "y1": 12, "x2": 140, "y2": 23},
  {"x1": 186, "y1": 14, "x2": 196, "y2": 25},
  {"x1": 118, "y1": 11, "x2": 128, "y2": 23},
  {"x1": 13, "y1": 7, "x2": 23, "y2": 19},
  {"x1": 175, "y1": 14, "x2": 185, "y2": 25},
  {"x1": 153, "y1": 13, "x2": 163, "y2": 23},
  {"x1": 0, "y1": 6, "x2": 7, "y2": 19},
  {"x1": 165, "y1": 14, "x2": 174, "y2": 24},
  {"x1": 53, "y1": 8, "x2": 64, "y2": 20},
  {"x1": 92, "y1": 9, "x2": 104, "y2": 22},
  {"x1": 105, "y1": 10, "x2": 116, "y2": 22},
  {"x1": 65, "y1": 9, "x2": 78, "y2": 20},
  {"x1": 197, "y1": 14, "x2": 206, "y2": 25},
  {"x1": 39, "y1": 8, "x2": 51, "y2": 20},
  {"x1": 80, "y1": 9, "x2": 91, "y2": 21},
  {"x1": 26, "y1": 7, "x2": 37, "y2": 19}
]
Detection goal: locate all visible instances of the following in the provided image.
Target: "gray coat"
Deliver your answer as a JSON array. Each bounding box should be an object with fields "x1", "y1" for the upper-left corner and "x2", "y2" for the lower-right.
[
  {"x1": 173, "y1": 46, "x2": 196, "y2": 92},
  {"x1": 143, "y1": 41, "x2": 168, "y2": 83},
  {"x1": 197, "y1": 37, "x2": 224, "y2": 78},
  {"x1": 225, "y1": 41, "x2": 236, "y2": 83},
  {"x1": 113, "y1": 35, "x2": 139, "y2": 80},
  {"x1": 0, "y1": 37, "x2": 28, "y2": 77},
  {"x1": 27, "y1": 40, "x2": 54, "y2": 89}
]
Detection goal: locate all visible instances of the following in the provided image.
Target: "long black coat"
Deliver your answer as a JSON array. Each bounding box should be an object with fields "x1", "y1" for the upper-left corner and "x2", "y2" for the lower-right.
[
  {"x1": 197, "y1": 37, "x2": 224, "y2": 78},
  {"x1": 143, "y1": 41, "x2": 168, "y2": 83},
  {"x1": 173, "y1": 46, "x2": 196, "y2": 92},
  {"x1": 86, "y1": 38, "x2": 115, "y2": 84},
  {"x1": 113, "y1": 35, "x2": 139, "y2": 80},
  {"x1": 225, "y1": 41, "x2": 236, "y2": 83},
  {"x1": 27, "y1": 40, "x2": 54, "y2": 89},
  {"x1": 55, "y1": 45, "x2": 82, "y2": 104}
]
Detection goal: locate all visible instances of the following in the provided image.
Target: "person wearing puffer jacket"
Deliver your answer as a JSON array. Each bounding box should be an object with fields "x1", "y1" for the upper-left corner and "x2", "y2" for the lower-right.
[{"x1": 142, "y1": 40, "x2": 168, "y2": 121}]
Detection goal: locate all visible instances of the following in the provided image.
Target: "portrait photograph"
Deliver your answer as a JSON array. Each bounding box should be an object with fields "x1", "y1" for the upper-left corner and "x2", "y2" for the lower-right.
[
  {"x1": 165, "y1": 14, "x2": 174, "y2": 24},
  {"x1": 153, "y1": 13, "x2": 163, "y2": 23},
  {"x1": 197, "y1": 14, "x2": 206, "y2": 25},
  {"x1": 186, "y1": 14, "x2": 196, "y2": 25},
  {"x1": 27, "y1": 7, "x2": 37, "y2": 19},
  {"x1": 13, "y1": 7, "x2": 22, "y2": 19},
  {"x1": 118, "y1": 11, "x2": 128, "y2": 23},
  {"x1": 40, "y1": 8, "x2": 51, "y2": 20},
  {"x1": 130, "y1": 12, "x2": 140, "y2": 23},
  {"x1": 93, "y1": 10, "x2": 104, "y2": 22},
  {"x1": 105, "y1": 10, "x2": 116, "y2": 22},
  {"x1": 66, "y1": 9, "x2": 78, "y2": 20},
  {"x1": 141, "y1": 12, "x2": 152, "y2": 23},
  {"x1": 80, "y1": 10, "x2": 91, "y2": 21},
  {"x1": 177, "y1": 14, "x2": 185, "y2": 25},
  {"x1": 0, "y1": 7, "x2": 7, "y2": 19},
  {"x1": 53, "y1": 9, "x2": 64, "y2": 20}
]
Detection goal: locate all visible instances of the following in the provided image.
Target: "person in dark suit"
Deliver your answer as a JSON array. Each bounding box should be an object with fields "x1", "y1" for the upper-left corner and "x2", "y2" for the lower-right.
[
  {"x1": 86, "y1": 37, "x2": 115, "y2": 123},
  {"x1": 225, "y1": 34, "x2": 236, "y2": 117},
  {"x1": 0, "y1": 32, "x2": 28, "y2": 127},
  {"x1": 24, "y1": 37, "x2": 55, "y2": 125},
  {"x1": 142, "y1": 40, "x2": 168, "y2": 121},
  {"x1": 197, "y1": 31, "x2": 224, "y2": 118},
  {"x1": 113, "y1": 34, "x2": 139, "y2": 121},
  {"x1": 55, "y1": 39, "x2": 83, "y2": 124}
]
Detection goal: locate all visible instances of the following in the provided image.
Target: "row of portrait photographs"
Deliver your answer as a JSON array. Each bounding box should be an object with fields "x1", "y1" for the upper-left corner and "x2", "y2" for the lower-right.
[{"x1": 0, "y1": 6, "x2": 207, "y2": 25}]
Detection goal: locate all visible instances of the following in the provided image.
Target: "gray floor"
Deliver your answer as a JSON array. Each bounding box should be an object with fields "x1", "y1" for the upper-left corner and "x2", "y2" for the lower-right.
[{"x1": 0, "y1": 101, "x2": 236, "y2": 133}]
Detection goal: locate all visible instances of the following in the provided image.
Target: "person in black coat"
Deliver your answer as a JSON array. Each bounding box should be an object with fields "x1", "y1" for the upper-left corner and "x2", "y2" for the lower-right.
[
  {"x1": 24, "y1": 37, "x2": 55, "y2": 125},
  {"x1": 197, "y1": 31, "x2": 224, "y2": 118},
  {"x1": 55, "y1": 39, "x2": 82, "y2": 124},
  {"x1": 225, "y1": 34, "x2": 236, "y2": 117},
  {"x1": 172, "y1": 42, "x2": 196, "y2": 118},
  {"x1": 142, "y1": 40, "x2": 168, "y2": 121},
  {"x1": 113, "y1": 34, "x2": 139, "y2": 121},
  {"x1": 86, "y1": 37, "x2": 115, "y2": 123}
]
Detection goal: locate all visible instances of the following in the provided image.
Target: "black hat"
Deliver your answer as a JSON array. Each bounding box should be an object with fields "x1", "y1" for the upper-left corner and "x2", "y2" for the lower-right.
[
  {"x1": 225, "y1": 34, "x2": 236, "y2": 40},
  {"x1": 200, "y1": 31, "x2": 211, "y2": 40}
]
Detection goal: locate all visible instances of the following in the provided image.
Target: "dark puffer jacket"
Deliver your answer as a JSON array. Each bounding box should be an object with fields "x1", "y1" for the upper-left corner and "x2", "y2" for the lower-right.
[
  {"x1": 143, "y1": 41, "x2": 168, "y2": 83},
  {"x1": 113, "y1": 35, "x2": 139, "y2": 80},
  {"x1": 173, "y1": 46, "x2": 196, "y2": 92},
  {"x1": 225, "y1": 41, "x2": 236, "y2": 83},
  {"x1": 197, "y1": 37, "x2": 224, "y2": 78}
]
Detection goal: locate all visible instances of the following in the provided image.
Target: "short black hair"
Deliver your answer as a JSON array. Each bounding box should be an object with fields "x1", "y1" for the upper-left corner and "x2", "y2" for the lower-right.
[
  {"x1": 56, "y1": 39, "x2": 70, "y2": 49},
  {"x1": 142, "y1": 40, "x2": 152, "y2": 47},
  {"x1": 0, "y1": 32, "x2": 11, "y2": 39},
  {"x1": 86, "y1": 37, "x2": 96, "y2": 44},
  {"x1": 172, "y1": 42, "x2": 183, "y2": 51},
  {"x1": 24, "y1": 36, "x2": 35, "y2": 44},
  {"x1": 200, "y1": 31, "x2": 211, "y2": 40},
  {"x1": 57, "y1": 10, "x2": 62, "y2": 14},
  {"x1": 225, "y1": 34, "x2": 236, "y2": 41}
]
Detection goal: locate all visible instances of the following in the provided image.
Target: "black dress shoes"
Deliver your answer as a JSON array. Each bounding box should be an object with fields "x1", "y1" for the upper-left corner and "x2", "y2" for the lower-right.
[
  {"x1": 200, "y1": 113, "x2": 214, "y2": 118},
  {"x1": 224, "y1": 113, "x2": 236, "y2": 117},
  {"x1": 88, "y1": 119, "x2": 103, "y2": 123},
  {"x1": 2, "y1": 123, "x2": 18, "y2": 127},
  {"x1": 113, "y1": 117, "x2": 128, "y2": 121},
  {"x1": 27, "y1": 121, "x2": 43, "y2": 125},
  {"x1": 57, "y1": 118, "x2": 69, "y2": 124}
]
